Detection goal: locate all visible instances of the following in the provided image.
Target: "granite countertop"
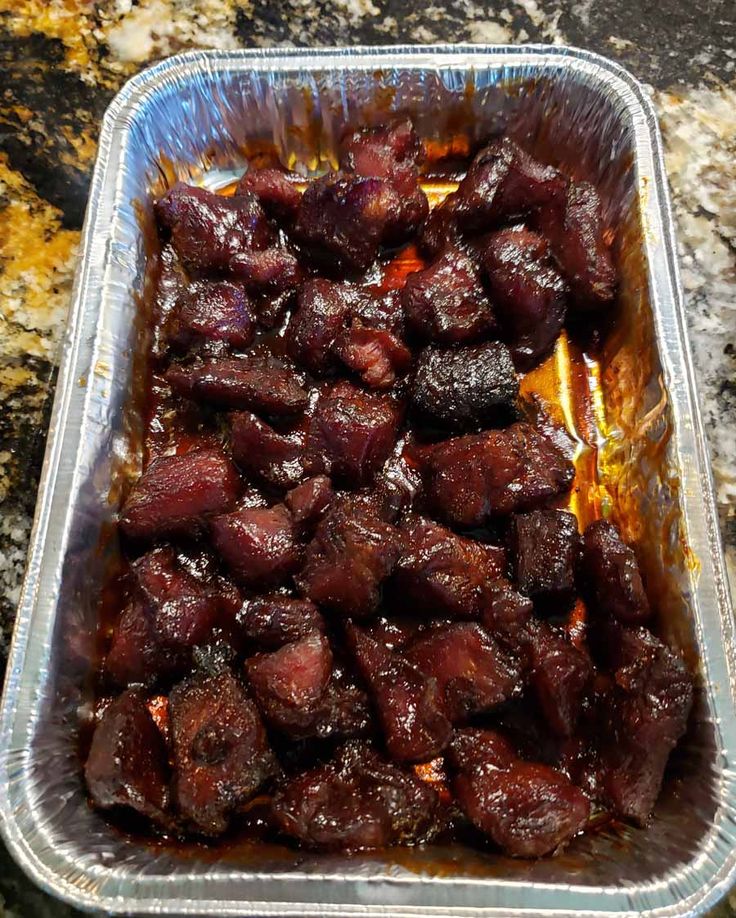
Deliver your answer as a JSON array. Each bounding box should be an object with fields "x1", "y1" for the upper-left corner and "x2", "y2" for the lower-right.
[{"x1": 1, "y1": 0, "x2": 735, "y2": 915}]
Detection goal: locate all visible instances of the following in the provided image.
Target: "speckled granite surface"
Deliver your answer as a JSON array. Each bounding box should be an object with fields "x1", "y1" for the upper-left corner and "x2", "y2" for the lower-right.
[{"x1": 0, "y1": 1, "x2": 734, "y2": 914}]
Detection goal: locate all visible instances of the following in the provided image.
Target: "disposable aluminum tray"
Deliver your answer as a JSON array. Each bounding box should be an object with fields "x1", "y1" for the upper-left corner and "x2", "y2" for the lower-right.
[{"x1": 1, "y1": 44, "x2": 735, "y2": 917}]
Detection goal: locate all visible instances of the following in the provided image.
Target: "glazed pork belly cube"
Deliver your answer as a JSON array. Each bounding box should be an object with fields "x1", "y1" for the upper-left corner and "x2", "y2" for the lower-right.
[
  {"x1": 211, "y1": 504, "x2": 302, "y2": 589},
  {"x1": 391, "y1": 514, "x2": 507, "y2": 619},
  {"x1": 333, "y1": 322, "x2": 412, "y2": 390},
  {"x1": 410, "y1": 341, "x2": 519, "y2": 431},
  {"x1": 596, "y1": 621, "x2": 693, "y2": 825},
  {"x1": 287, "y1": 279, "x2": 357, "y2": 375},
  {"x1": 401, "y1": 246, "x2": 496, "y2": 345},
  {"x1": 231, "y1": 411, "x2": 311, "y2": 491},
  {"x1": 238, "y1": 594, "x2": 326, "y2": 649},
  {"x1": 236, "y1": 166, "x2": 302, "y2": 224},
  {"x1": 284, "y1": 475, "x2": 335, "y2": 531},
  {"x1": 166, "y1": 352, "x2": 308, "y2": 417},
  {"x1": 581, "y1": 519, "x2": 651, "y2": 623},
  {"x1": 447, "y1": 728, "x2": 590, "y2": 857},
  {"x1": 480, "y1": 227, "x2": 568, "y2": 369},
  {"x1": 120, "y1": 447, "x2": 240, "y2": 541},
  {"x1": 85, "y1": 689, "x2": 170, "y2": 823},
  {"x1": 297, "y1": 496, "x2": 401, "y2": 619},
  {"x1": 308, "y1": 381, "x2": 402, "y2": 487},
  {"x1": 155, "y1": 182, "x2": 301, "y2": 294},
  {"x1": 404, "y1": 622, "x2": 520, "y2": 722},
  {"x1": 535, "y1": 180, "x2": 616, "y2": 311},
  {"x1": 166, "y1": 280, "x2": 255, "y2": 353},
  {"x1": 339, "y1": 119, "x2": 429, "y2": 242},
  {"x1": 509, "y1": 509, "x2": 581, "y2": 604},
  {"x1": 106, "y1": 596, "x2": 170, "y2": 688},
  {"x1": 346, "y1": 622, "x2": 452, "y2": 762},
  {"x1": 272, "y1": 741, "x2": 439, "y2": 850},
  {"x1": 421, "y1": 422, "x2": 575, "y2": 528},
  {"x1": 169, "y1": 668, "x2": 277, "y2": 835}
]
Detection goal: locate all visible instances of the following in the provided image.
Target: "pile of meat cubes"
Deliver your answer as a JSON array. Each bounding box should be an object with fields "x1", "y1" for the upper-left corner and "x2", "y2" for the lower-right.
[{"x1": 85, "y1": 121, "x2": 693, "y2": 859}]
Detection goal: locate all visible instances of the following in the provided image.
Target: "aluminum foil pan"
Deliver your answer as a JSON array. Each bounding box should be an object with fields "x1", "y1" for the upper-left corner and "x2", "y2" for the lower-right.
[{"x1": 1, "y1": 44, "x2": 735, "y2": 917}]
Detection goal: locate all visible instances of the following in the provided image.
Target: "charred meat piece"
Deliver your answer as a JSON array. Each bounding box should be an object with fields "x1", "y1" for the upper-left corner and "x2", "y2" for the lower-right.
[
  {"x1": 535, "y1": 181, "x2": 616, "y2": 311},
  {"x1": 524, "y1": 621, "x2": 592, "y2": 738},
  {"x1": 297, "y1": 496, "x2": 401, "y2": 618},
  {"x1": 481, "y1": 227, "x2": 568, "y2": 369},
  {"x1": 581, "y1": 520, "x2": 650, "y2": 624},
  {"x1": 333, "y1": 322, "x2": 412, "y2": 390},
  {"x1": 421, "y1": 422, "x2": 575, "y2": 528},
  {"x1": 166, "y1": 353, "x2": 308, "y2": 417},
  {"x1": 596, "y1": 622, "x2": 693, "y2": 825},
  {"x1": 272, "y1": 741, "x2": 439, "y2": 850},
  {"x1": 287, "y1": 279, "x2": 356, "y2": 375},
  {"x1": 401, "y1": 246, "x2": 496, "y2": 345},
  {"x1": 410, "y1": 341, "x2": 518, "y2": 430},
  {"x1": 284, "y1": 475, "x2": 335, "y2": 531},
  {"x1": 404, "y1": 623, "x2": 520, "y2": 722},
  {"x1": 392, "y1": 514, "x2": 506, "y2": 618},
  {"x1": 211, "y1": 505, "x2": 302, "y2": 588},
  {"x1": 479, "y1": 581, "x2": 534, "y2": 651},
  {"x1": 308, "y1": 381, "x2": 402, "y2": 487},
  {"x1": 346, "y1": 622, "x2": 452, "y2": 762},
  {"x1": 236, "y1": 167, "x2": 302, "y2": 224},
  {"x1": 294, "y1": 171, "x2": 402, "y2": 272},
  {"x1": 170, "y1": 668, "x2": 277, "y2": 835},
  {"x1": 238, "y1": 594, "x2": 326, "y2": 649},
  {"x1": 509, "y1": 509, "x2": 580, "y2": 604},
  {"x1": 167, "y1": 280, "x2": 255, "y2": 353},
  {"x1": 120, "y1": 448, "x2": 240, "y2": 541},
  {"x1": 231, "y1": 411, "x2": 310, "y2": 491},
  {"x1": 420, "y1": 195, "x2": 463, "y2": 257},
  {"x1": 106, "y1": 597, "x2": 171, "y2": 688},
  {"x1": 85, "y1": 689, "x2": 170, "y2": 822},
  {"x1": 448, "y1": 727, "x2": 590, "y2": 857}
]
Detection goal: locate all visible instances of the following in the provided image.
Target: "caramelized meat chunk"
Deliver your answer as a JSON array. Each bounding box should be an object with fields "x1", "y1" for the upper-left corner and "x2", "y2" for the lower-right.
[
  {"x1": 334, "y1": 322, "x2": 412, "y2": 390},
  {"x1": 170, "y1": 669, "x2": 277, "y2": 835},
  {"x1": 481, "y1": 227, "x2": 568, "y2": 369},
  {"x1": 287, "y1": 279, "x2": 356, "y2": 375},
  {"x1": 231, "y1": 411, "x2": 310, "y2": 491},
  {"x1": 448, "y1": 728, "x2": 590, "y2": 857},
  {"x1": 167, "y1": 280, "x2": 255, "y2": 352},
  {"x1": 536, "y1": 181, "x2": 616, "y2": 311},
  {"x1": 392, "y1": 514, "x2": 507, "y2": 618},
  {"x1": 308, "y1": 381, "x2": 402, "y2": 487},
  {"x1": 284, "y1": 475, "x2": 335, "y2": 531},
  {"x1": 120, "y1": 448, "x2": 240, "y2": 540},
  {"x1": 239, "y1": 594, "x2": 326, "y2": 649},
  {"x1": 272, "y1": 741, "x2": 439, "y2": 850},
  {"x1": 211, "y1": 505, "x2": 302, "y2": 588},
  {"x1": 479, "y1": 581, "x2": 534, "y2": 650},
  {"x1": 236, "y1": 167, "x2": 302, "y2": 223},
  {"x1": 297, "y1": 496, "x2": 401, "y2": 618},
  {"x1": 410, "y1": 341, "x2": 518, "y2": 430},
  {"x1": 405, "y1": 623, "x2": 520, "y2": 722},
  {"x1": 166, "y1": 353, "x2": 308, "y2": 417},
  {"x1": 346, "y1": 622, "x2": 452, "y2": 762},
  {"x1": 509, "y1": 509, "x2": 580, "y2": 604},
  {"x1": 106, "y1": 597, "x2": 169, "y2": 687},
  {"x1": 581, "y1": 520, "x2": 650, "y2": 624},
  {"x1": 421, "y1": 422, "x2": 574, "y2": 528},
  {"x1": 85, "y1": 689, "x2": 170, "y2": 822},
  {"x1": 401, "y1": 247, "x2": 496, "y2": 344}
]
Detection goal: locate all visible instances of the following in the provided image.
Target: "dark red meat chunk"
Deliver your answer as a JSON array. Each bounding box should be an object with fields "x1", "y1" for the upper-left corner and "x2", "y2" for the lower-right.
[
  {"x1": 365, "y1": 614, "x2": 425, "y2": 651},
  {"x1": 410, "y1": 341, "x2": 518, "y2": 430},
  {"x1": 166, "y1": 353, "x2": 308, "y2": 417},
  {"x1": 581, "y1": 519, "x2": 650, "y2": 624},
  {"x1": 170, "y1": 669, "x2": 277, "y2": 835},
  {"x1": 446, "y1": 725, "x2": 516, "y2": 772},
  {"x1": 211, "y1": 504, "x2": 302, "y2": 588},
  {"x1": 404, "y1": 623, "x2": 520, "y2": 722},
  {"x1": 308, "y1": 381, "x2": 402, "y2": 487},
  {"x1": 391, "y1": 514, "x2": 506, "y2": 619},
  {"x1": 509, "y1": 509, "x2": 580, "y2": 604},
  {"x1": 85, "y1": 689, "x2": 170, "y2": 823},
  {"x1": 231, "y1": 411, "x2": 310, "y2": 491},
  {"x1": 481, "y1": 227, "x2": 568, "y2": 369},
  {"x1": 401, "y1": 246, "x2": 496, "y2": 345},
  {"x1": 284, "y1": 475, "x2": 335, "y2": 531},
  {"x1": 238, "y1": 594, "x2": 326, "y2": 649},
  {"x1": 333, "y1": 322, "x2": 412, "y2": 390},
  {"x1": 287, "y1": 279, "x2": 356, "y2": 375},
  {"x1": 535, "y1": 181, "x2": 616, "y2": 311},
  {"x1": 421, "y1": 422, "x2": 575, "y2": 528},
  {"x1": 448, "y1": 728, "x2": 590, "y2": 857},
  {"x1": 167, "y1": 280, "x2": 255, "y2": 353},
  {"x1": 596, "y1": 622, "x2": 693, "y2": 825},
  {"x1": 346, "y1": 622, "x2": 452, "y2": 762},
  {"x1": 120, "y1": 448, "x2": 240, "y2": 541},
  {"x1": 106, "y1": 597, "x2": 168, "y2": 687},
  {"x1": 236, "y1": 167, "x2": 302, "y2": 224},
  {"x1": 479, "y1": 580, "x2": 534, "y2": 650},
  {"x1": 297, "y1": 496, "x2": 401, "y2": 618},
  {"x1": 272, "y1": 741, "x2": 439, "y2": 850}
]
